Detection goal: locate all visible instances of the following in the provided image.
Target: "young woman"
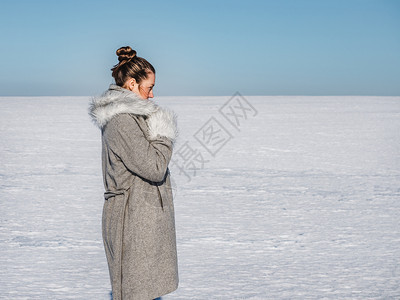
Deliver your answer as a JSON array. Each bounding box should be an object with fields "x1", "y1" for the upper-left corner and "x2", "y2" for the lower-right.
[{"x1": 89, "y1": 46, "x2": 179, "y2": 299}]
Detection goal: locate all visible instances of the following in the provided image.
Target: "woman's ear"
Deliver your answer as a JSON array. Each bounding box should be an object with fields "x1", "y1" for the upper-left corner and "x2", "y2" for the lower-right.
[{"x1": 125, "y1": 78, "x2": 137, "y2": 91}]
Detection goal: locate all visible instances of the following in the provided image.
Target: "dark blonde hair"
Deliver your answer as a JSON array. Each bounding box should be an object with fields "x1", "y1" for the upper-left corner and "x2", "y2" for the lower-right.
[{"x1": 111, "y1": 46, "x2": 155, "y2": 86}]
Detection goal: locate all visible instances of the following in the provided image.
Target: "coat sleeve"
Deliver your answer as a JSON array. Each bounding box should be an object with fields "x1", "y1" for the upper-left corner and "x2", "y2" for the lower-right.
[{"x1": 104, "y1": 111, "x2": 177, "y2": 183}]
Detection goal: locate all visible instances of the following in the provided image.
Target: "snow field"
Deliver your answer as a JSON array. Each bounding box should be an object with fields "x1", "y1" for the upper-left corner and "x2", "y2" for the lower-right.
[{"x1": 0, "y1": 95, "x2": 399, "y2": 299}]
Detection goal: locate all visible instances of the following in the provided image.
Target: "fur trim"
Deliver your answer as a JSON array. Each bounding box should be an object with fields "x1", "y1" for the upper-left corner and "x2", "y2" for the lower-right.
[
  {"x1": 89, "y1": 84, "x2": 158, "y2": 128},
  {"x1": 147, "y1": 108, "x2": 178, "y2": 143}
]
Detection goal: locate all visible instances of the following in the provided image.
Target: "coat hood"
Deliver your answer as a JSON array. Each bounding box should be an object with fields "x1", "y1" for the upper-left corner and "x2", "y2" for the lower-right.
[{"x1": 89, "y1": 84, "x2": 159, "y2": 128}]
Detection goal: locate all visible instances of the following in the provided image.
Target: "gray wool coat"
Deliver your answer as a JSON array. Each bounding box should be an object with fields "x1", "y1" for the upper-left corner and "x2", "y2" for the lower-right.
[{"x1": 89, "y1": 85, "x2": 179, "y2": 300}]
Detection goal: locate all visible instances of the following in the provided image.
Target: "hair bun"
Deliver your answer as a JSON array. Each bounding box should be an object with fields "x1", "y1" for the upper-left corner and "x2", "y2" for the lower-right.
[{"x1": 116, "y1": 46, "x2": 137, "y2": 62}]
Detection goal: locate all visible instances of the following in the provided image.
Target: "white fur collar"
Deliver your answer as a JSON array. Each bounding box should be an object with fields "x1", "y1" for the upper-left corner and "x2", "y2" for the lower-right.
[{"x1": 89, "y1": 84, "x2": 159, "y2": 128}]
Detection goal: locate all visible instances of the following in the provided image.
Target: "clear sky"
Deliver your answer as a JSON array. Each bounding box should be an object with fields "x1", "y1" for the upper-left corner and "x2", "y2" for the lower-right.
[{"x1": 0, "y1": 0, "x2": 399, "y2": 96}]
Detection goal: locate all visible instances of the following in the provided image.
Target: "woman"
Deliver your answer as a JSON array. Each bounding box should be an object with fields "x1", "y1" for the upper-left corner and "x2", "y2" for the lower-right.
[{"x1": 89, "y1": 46, "x2": 179, "y2": 300}]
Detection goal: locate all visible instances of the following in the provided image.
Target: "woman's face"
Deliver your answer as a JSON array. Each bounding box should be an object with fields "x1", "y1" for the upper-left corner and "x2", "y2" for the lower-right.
[{"x1": 130, "y1": 72, "x2": 155, "y2": 100}]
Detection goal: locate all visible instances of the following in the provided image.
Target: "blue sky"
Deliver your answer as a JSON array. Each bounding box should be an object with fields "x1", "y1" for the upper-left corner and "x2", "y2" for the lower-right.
[{"x1": 0, "y1": 0, "x2": 399, "y2": 96}]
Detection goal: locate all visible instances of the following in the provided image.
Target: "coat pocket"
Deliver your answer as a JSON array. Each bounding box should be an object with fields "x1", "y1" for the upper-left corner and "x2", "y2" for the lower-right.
[
  {"x1": 102, "y1": 189, "x2": 129, "y2": 261},
  {"x1": 141, "y1": 177, "x2": 175, "y2": 210}
]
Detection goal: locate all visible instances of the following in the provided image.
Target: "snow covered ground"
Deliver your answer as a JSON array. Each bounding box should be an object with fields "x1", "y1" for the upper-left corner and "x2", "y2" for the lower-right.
[{"x1": 0, "y1": 95, "x2": 399, "y2": 299}]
